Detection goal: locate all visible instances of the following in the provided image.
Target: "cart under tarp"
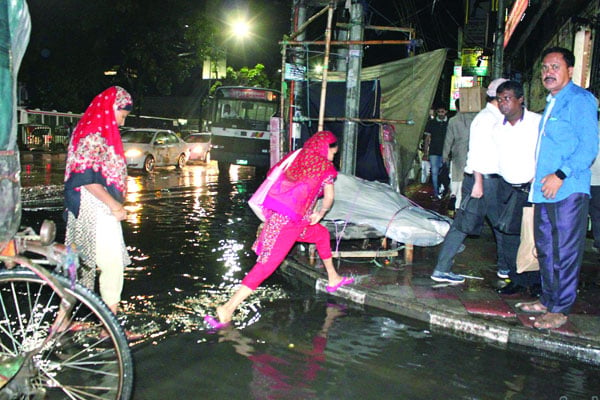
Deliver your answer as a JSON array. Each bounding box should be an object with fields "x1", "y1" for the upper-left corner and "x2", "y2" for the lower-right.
[{"x1": 322, "y1": 173, "x2": 451, "y2": 262}]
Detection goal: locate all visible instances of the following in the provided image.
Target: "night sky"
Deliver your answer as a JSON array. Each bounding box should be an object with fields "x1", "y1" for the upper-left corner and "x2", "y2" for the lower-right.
[{"x1": 19, "y1": 0, "x2": 460, "y2": 110}]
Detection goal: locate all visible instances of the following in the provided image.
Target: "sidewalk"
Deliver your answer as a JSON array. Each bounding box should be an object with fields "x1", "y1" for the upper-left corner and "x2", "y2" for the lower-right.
[{"x1": 280, "y1": 183, "x2": 600, "y2": 366}]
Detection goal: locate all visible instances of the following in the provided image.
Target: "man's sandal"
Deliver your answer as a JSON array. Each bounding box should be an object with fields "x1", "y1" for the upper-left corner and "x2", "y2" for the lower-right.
[
  {"x1": 515, "y1": 300, "x2": 547, "y2": 314},
  {"x1": 533, "y1": 312, "x2": 568, "y2": 330}
]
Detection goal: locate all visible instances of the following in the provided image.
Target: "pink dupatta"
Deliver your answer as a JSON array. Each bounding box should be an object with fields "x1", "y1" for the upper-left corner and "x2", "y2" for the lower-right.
[{"x1": 262, "y1": 131, "x2": 338, "y2": 221}]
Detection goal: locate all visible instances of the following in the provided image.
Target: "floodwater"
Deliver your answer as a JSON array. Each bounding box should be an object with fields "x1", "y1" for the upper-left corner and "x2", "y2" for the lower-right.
[{"x1": 20, "y1": 156, "x2": 600, "y2": 399}]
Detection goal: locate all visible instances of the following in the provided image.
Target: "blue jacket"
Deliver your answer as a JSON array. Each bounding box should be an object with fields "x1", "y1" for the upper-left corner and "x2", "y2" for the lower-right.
[{"x1": 532, "y1": 81, "x2": 599, "y2": 203}]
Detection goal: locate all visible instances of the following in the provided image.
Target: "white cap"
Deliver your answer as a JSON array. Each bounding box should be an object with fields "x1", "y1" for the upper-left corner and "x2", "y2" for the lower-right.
[{"x1": 486, "y1": 78, "x2": 509, "y2": 97}]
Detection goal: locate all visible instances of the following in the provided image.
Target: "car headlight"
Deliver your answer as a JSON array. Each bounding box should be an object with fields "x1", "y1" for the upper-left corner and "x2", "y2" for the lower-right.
[{"x1": 125, "y1": 149, "x2": 142, "y2": 157}]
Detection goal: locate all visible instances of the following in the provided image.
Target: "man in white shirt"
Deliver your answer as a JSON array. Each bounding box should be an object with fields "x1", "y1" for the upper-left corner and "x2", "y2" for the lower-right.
[
  {"x1": 493, "y1": 80, "x2": 542, "y2": 296},
  {"x1": 222, "y1": 104, "x2": 238, "y2": 118},
  {"x1": 431, "y1": 78, "x2": 508, "y2": 283}
]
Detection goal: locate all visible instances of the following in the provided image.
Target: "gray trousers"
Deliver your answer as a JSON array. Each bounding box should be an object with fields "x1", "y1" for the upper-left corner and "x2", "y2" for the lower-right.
[{"x1": 434, "y1": 173, "x2": 506, "y2": 273}]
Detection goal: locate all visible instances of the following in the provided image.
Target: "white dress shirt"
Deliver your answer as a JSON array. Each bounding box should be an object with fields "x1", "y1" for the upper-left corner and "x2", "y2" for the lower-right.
[
  {"x1": 493, "y1": 108, "x2": 541, "y2": 184},
  {"x1": 464, "y1": 102, "x2": 504, "y2": 174}
]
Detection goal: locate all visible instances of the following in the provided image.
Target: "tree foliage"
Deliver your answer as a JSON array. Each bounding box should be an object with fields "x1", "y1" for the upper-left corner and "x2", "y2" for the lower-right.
[
  {"x1": 20, "y1": 0, "x2": 284, "y2": 114},
  {"x1": 210, "y1": 64, "x2": 273, "y2": 94},
  {"x1": 20, "y1": 0, "x2": 221, "y2": 112}
]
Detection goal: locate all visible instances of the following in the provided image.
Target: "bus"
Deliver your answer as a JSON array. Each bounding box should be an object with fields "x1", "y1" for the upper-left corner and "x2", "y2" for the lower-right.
[{"x1": 207, "y1": 86, "x2": 280, "y2": 173}]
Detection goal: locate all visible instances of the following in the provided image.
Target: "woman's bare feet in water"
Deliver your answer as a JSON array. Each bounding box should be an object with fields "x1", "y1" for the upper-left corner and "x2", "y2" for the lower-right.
[
  {"x1": 207, "y1": 284, "x2": 253, "y2": 327},
  {"x1": 326, "y1": 276, "x2": 354, "y2": 293},
  {"x1": 216, "y1": 305, "x2": 232, "y2": 324},
  {"x1": 327, "y1": 275, "x2": 343, "y2": 288}
]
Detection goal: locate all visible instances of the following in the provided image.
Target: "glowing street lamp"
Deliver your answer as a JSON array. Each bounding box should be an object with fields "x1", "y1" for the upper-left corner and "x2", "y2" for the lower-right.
[{"x1": 230, "y1": 19, "x2": 251, "y2": 39}]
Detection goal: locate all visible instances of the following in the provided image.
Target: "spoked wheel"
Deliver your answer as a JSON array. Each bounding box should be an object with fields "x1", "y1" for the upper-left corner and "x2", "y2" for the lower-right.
[{"x1": 0, "y1": 269, "x2": 133, "y2": 400}]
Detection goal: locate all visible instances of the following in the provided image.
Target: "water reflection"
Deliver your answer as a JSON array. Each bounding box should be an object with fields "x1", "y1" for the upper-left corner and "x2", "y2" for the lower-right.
[
  {"x1": 132, "y1": 293, "x2": 600, "y2": 400},
  {"x1": 19, "y1": 162, "x2": 600, "y2": 399},
  {"x1": 216, "y1": 303, "x2": 347, "y2": 399}
]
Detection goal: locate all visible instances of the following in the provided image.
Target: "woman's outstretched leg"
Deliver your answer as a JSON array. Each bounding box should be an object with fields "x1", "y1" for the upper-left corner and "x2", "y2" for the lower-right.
[
  {"x1": 213, "y1": 222, "x2": 302, "y2": 324},
  {"x1": 299, "y1": 224, "x2": 349, "y2": 287},
  {"x1": 216, "y1": 285, "x2": 253, "y2": 324},
  {"x1": 322, "y1": 257, "x2": 343, "y2": 287}
]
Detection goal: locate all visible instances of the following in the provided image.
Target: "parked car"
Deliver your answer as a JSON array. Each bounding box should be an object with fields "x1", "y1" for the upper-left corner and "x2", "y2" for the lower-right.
[
  {"x1": 121, "y1": 128, "x2": 189, "y2": 173},
  {"x1": 184, "y1": 132, "x2": 211, "y2": 162}
]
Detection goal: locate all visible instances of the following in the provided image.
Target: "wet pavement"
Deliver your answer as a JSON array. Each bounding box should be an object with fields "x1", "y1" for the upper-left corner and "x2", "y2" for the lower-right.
[
  {"x1": 282, "y1": 183, "x2": 600, "y2": 366},
  {"x1": 16, "y1": 152, "x2": 600, "y2": 398}
]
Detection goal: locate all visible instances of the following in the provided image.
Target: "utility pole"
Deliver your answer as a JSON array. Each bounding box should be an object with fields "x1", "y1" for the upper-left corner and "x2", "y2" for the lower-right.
[
  {"x1": 290, "y1": 0, "x2": 307, "y2": 152},
  {"x1": 341, "y1": 0, "x2": 364, "y2": 175},
  {"x1": 492, "y1": 0, "x2": 505, "y2": 78},
  {"x1": 336, "y1": 7, "x2": 349, "y2": 73}
]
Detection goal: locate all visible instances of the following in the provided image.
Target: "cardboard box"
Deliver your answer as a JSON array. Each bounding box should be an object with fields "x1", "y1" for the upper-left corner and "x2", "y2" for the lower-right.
[{"x1": 459, "y1": 87, "x2": 487, "y2": 112}]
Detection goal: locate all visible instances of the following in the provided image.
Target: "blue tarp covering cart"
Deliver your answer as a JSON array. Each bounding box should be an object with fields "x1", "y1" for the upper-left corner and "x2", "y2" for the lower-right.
[{"x1": 0, "y1": 0, "x2": 31, "y2": 252}]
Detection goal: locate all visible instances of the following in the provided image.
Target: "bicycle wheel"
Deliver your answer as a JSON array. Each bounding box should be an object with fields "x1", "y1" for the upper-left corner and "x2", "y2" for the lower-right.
[{"x1": 0, "y1": 268, "x2": 133, "y2": 399}]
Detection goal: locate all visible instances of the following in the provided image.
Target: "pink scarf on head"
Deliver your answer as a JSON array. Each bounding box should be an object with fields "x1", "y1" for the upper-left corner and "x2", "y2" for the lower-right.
[{"x1": 262, "y1": 131, "x2": 338, "y2": 220}]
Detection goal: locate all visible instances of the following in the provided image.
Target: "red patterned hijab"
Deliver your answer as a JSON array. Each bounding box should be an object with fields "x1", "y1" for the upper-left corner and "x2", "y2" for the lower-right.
[
  {"x1": 286, "y1": 130, "x2": 337, "y2": 182},
  {"x1": 64, "y1": 86, "x2": 132, "y2": 216},
  {"x1": 261, "y1": 131, "x2": 337, "y2": 220}
]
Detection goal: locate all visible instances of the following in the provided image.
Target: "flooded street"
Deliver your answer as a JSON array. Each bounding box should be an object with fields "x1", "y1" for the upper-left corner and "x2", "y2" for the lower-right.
[{"x1": 20, "y1": 155, "x2": 600, "y2": 399}]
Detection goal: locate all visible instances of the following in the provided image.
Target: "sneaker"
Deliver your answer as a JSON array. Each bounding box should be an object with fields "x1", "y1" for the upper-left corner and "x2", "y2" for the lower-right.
[
  {"x1": 497, "y1": 269, "x2": 510, "y2": 279},
  {"x1": 430, "y1": 271, "x2": 465, "y2": 283}
]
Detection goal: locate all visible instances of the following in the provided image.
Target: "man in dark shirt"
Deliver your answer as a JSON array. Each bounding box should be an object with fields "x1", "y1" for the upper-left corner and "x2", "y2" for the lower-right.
[{"x1": 424, "y1": 105, "x2": 449, "y2": 199}]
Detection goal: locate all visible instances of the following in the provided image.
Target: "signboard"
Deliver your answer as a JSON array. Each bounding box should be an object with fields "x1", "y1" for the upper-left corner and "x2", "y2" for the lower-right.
[
  {"x1": 219, "y1": 88, "x2": 278, "y2": 101},
  {"x1": 504, "y1": 0, "x2": 528, "y2": 48},
  {"x1": 461, "y1": 48, "x2": 489, "y2": 77},
  {"x1": 284, "y1": 63, "x2": 306, "y2": 81},
  {"x1": 202, "y1": 57, "x2": 227, "y2": 80}
]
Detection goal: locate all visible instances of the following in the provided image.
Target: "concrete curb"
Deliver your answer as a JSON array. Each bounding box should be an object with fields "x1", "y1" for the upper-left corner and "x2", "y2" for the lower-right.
[{"x1": 280, "y1": 257, "x2": 600, "y2": 366}]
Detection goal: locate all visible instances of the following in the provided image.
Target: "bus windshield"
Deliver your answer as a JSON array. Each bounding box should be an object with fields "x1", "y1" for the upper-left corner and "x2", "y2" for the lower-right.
[
  {"x1": 208, "y1": 86, "x2": 281, "y2": 171},
  {"x1": 213, "y1": 87, "x2": 279, "y2": 131}
]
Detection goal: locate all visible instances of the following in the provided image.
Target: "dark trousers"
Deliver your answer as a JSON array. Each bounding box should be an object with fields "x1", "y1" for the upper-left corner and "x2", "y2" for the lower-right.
[
  {"x1": 434, "y1": 173, "x2": 505, "y2": 273},
  {"x1": 534, "y1": 193, "x2": 589, "y2": 314},
  {"x1": 496, "y1": 179, "x2": 540, "y2": 287}
]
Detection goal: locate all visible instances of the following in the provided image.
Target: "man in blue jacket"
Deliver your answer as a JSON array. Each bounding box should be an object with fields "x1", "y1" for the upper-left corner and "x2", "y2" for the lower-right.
[{"x1": 517, "y1": 47, "x2": 598, "y2": 330}]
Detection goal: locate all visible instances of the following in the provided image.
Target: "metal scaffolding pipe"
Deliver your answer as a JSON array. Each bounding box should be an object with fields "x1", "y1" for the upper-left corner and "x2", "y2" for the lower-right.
[{"x1": 281, "y1": 39, "x2": 413, "y2": 46}]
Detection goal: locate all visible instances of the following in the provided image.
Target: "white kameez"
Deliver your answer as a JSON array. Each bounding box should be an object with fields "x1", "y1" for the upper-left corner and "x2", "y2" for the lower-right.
[{"x1": 65, "y1": 187, "x2": 130, "y2": 305}]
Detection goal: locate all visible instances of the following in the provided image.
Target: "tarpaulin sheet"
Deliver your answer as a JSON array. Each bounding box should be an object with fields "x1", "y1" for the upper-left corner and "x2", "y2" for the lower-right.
[
  {"x1": 324, "y1": 174, "x2": 451, "y2": 247},
  {"x1": 0, "y1": 0, "x2": 30, "y2": 251},
  {"x1": 325, "y1": 48, "x2": 447, "y2": 190}
]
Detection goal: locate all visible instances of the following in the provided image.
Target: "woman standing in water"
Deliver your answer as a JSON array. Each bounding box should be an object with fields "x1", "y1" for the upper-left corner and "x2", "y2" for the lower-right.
[
  {"x1": 64, "y1": 86, "x2": 132, "y2": 315},
  {"x1": 206, "y1": 131, "x2": 354, "y2": 327}
]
